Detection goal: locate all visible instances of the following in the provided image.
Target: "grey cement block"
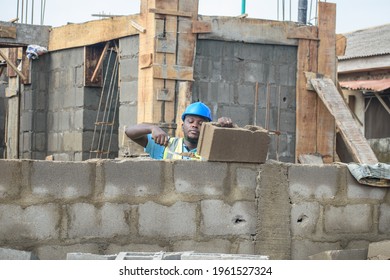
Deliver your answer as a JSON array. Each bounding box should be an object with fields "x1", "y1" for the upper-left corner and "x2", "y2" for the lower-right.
[
  {"x1": 217, "y1": 105, "x2": 252, "y2": 127},
  {"x1": 379, "y1": 203, "x2": 390, "y2": 233},
  {"x1": 236, "y1": 240, "x2": 256, "y2": 255},
  {"x1": 30, "y1": 160, "x2": 94, "y2": 199},
  {"x1": 63, "y1": 131, "x2": 83, "y2": 151},
  {"x1": 0, "y1": 248, "x2": 38, "y2": 260},
  {"x1": 180, "y1": 252, "x2": 268, "y2": 260},
  {"x1": 308, "y1": 248, "x2": 368, "y2": 260},
  {"x1": 244, "y1": 62, "x2": 264, "y2": 83},
  {"x1": 105, "y1": 244, "x2": 167, "y2": 255},
  {"x1": 198, "y1": 124, "x2": 269, "y2": 163},
  {"x1": 201, "y1": 200, "x2": 256, "y2": 236},
  {"x1": 0, "y1": 160, "x2": 22, "y2": 199},
  {"x1": 291, "y1": 202, "x2": 320, "y2": 237},
  {"x1": 33, "y1": 132, "x2": 46, "y2": 152},
  {"x1": 367, "y1": 240, "x2": 390, "y2": 260},
  {"x1": 53, "y1": 153, "x2": 71, "y2": 161},
  {"x1": 67, "y1": 203, "x2": 132, "y2": 239},
  {"x1": 119, "y1": 104, "x2": 138, "y2": 127},
  {"x1": 172, "y1": 239, "x2": 232, "y2": 254},
  {"x1": 216, "y1": 82, "x2": 233, "y2": 103},
  {"x1": 119, "y1": 36, "x2": 139, "y2": 57},
  {"x1": 120, "y1": 59, "x2": 139, "y2": 81},
  {"x1": 0, "y1": 204, "x2": 60, "y2": 241},
  {"x1": 234, "y1": 165, "x2": 258, "y2": 197},
  {"x1": 347, "y1": 171, "x2": 387, "y2": 200},
  {"x1": 173, "y1": 161, "x2": 227, "y2": 195},
  {"x1": 67, "y1": 253, "x2": 116, "y2": 260},
  {"x1": 20, "y1": 111, "x2": 33, "y2": 131},
  {"x1": 291, "y1": 240, "x2": 341, "y2": 260},
  {"x1": 255, "y1": 163, "x2": 291, "y2": 260},
  {"x1": 102, "y1": 160, "x2": 164, "y2": 198},
  {"x1": 139, "y1": 201, "x2": 196, "y2": 238},
  {"x1": 288, "y1": 165, "x2": 341, "y2": 202},
  {"x1": 237, "y1": 83, "x2": 256, "y2": 105},
  {"x1": 36, "y1": 244, "x2": 101, "y2": 260},
  {"x1": 120, "y1": 81, "x2": 138, "y2": 103},
  {"x1": 324, "y1": 204, "x2": 372, "y2": 233}
]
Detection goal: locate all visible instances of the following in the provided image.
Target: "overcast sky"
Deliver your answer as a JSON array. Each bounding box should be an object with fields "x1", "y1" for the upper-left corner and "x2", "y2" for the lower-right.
[{"x1": 1, "y1": 0, "x2": 389, "y2": 34}]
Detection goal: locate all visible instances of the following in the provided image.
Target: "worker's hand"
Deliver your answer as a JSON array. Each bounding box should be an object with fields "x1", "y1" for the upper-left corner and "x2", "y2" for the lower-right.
[
  {"x1": 151, "y1": 126, "x2": 170, "y2": 146},
  {"x1": 217, "y1": 117, "x2": 234, "y2": 128}
]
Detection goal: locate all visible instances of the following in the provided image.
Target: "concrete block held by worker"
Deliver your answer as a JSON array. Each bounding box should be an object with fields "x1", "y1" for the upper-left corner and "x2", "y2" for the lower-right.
[{"x1": 125, "y1": 102, "x2": 233, "y2": 160}]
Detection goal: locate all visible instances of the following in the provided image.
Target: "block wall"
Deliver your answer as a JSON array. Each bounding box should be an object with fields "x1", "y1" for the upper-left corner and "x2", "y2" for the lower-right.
[
  {"x1": 0, "y1": 159, "x2": 389, "y2": 260},
  {"x1": 117, "y1": 36, "x2": 143, "y2": 157},
  {"x1": 193, "y1": 40, "x2": 297, "y2": 162}
]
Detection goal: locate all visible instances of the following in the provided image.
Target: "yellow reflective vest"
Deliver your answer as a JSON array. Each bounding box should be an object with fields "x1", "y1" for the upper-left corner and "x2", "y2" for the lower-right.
[{"x1": 163, "y1": 137, "x2": 201, "y2": 160}]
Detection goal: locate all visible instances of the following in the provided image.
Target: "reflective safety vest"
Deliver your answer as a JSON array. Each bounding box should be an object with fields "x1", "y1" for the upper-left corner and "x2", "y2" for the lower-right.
[{"x1": 163, "y1": 137, "x2": 201, "y2": 160}]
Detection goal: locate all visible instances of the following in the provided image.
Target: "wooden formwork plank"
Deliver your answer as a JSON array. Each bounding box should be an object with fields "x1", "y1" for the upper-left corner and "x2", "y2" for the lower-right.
[
  {"x1": 311, "y1": 78, "x2": 378, "y2": 164},
  {"x1": 175, "y1": 81, "x2": 193, "y2": 137},
  {"x1": 48, "y1": 15, "x2": 141, "y2": 51},
  {"x1": 153, "y1": 64, "x2": 193, "y2": 81},
  {"x1": 0, "y1": 24, "x2": 17, "y2": 38},
  {"x1": 316, "y1": 2, "x2": 337, "y2": 162},
  {"x1": 295, "y1": 30, "x2": 318, "y2": 162}
]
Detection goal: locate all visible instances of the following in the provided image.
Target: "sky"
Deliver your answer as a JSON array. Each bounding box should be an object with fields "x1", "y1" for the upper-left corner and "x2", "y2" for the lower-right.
[{"x1": 1, "y1": 0, "x2": 389, "y2": 34}]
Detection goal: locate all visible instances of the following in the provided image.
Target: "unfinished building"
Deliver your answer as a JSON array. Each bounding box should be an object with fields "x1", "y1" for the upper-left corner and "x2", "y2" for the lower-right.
[{"x1": 0, "y1": 0, "x2": 389, "y2": 260}]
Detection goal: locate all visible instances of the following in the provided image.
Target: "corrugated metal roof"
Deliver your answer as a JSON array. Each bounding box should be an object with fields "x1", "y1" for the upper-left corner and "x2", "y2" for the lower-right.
[
  {"x1": 339, "y1": 78, "x2": 390, "y2": 92},
  {"x1": 339, "y1": 24, "x2": 390, "y2": 60}
]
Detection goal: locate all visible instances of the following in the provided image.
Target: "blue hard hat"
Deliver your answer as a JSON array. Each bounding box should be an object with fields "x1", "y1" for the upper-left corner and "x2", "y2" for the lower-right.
[{"x1": 181, "y1": 102, "x2": 212, "y2": 122}]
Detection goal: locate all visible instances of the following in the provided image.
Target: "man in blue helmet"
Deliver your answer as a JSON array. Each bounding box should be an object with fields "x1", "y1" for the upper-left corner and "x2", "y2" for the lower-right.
[{"x1": 125, "y1": 102, "x2": 232, "y2": 160}]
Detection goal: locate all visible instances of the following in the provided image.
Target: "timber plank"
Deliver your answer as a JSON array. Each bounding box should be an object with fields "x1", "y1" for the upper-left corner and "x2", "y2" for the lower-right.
[
  {"x1": 311, "y1": 78, "x2": 378, "y2": 164},
  {"x1": 149, "y1": 8, "x2": 192, "y2": 18},
  {"x1": 48, "y1": 15, "x2": 140, "y2": 51},
  {"x1": 192, "y1": 21, "x2": 211, "y2": 33},
  {"x1": 317, "y1": 2, "x2": 337, "y2": 163},
  {"x1": 0, "y1": 25, "x2": 17, "y2": 38},
  {"x1": 295, "y1": 29, "x2": 318, "y2": 162},
  {"x1": 153, "y1": 64, "x2": 193, "y2": 81}
]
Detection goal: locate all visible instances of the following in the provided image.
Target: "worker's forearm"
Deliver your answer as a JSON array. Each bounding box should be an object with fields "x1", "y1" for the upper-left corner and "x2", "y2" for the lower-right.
[{"x1": 125, "y1": 123, "x2": 155, "y2": 140}]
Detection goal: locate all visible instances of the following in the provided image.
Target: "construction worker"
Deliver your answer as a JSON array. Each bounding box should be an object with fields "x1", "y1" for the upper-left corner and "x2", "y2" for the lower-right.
[{"x1": 125, "y1": 102, "x2": 233, "y2": 159}]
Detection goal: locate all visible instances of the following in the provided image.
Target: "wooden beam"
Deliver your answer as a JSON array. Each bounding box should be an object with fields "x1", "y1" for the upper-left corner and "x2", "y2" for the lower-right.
[
  {"x1": 91, "y1": 41, "x2": 110, "y2": 83},
  {"x1": 311, "y1": 78, "x2": 378, "y2": 164},
  {"x1": 139, "y1": 53, "x2": 153, "y2": 69},
  {"x1": 130, "y1": 20, "x2": 146, "y2": 33},
  {"x1": 336, "y1": 34, "x2": 347, "y2": 56},
  {"x1": 192, "y1": 21, "x2": 211, "y2": 33},
  {"x1": 287, "y1": 26, "x2": 319, "y2": 40},
  {"x1": 316, "y1": 2, "x2": 337, "y2": 163},
  {"x1": 153, "y1": 64, "x2": 194, "y2": 81},
  {"x1": 0, "y1": 25, "x2": 17, "y2": 38},
  {"x1": 149, "y1": 8, "x2": 193, "y2": 18},
  {"x1": 0, "y1": 49, "x2": 27, "y2": 82},
  {"x1": 374, "y1": 93, "x2": 390, "y2": 115},
  {"x1": 48, "y1": 15, "x2": 141, "y2": 51},
  {"x1": 295, "y1": 28, "x2": 318, "y2": 162},
  {"x1": 175, "y1": 81, "x2": 192, "y2": 137}
]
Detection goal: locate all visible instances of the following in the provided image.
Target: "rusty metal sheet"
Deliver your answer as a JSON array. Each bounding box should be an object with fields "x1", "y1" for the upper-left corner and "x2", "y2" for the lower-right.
[{"x1": 340, "y1": 78, "x2": 390, "y2": 92}]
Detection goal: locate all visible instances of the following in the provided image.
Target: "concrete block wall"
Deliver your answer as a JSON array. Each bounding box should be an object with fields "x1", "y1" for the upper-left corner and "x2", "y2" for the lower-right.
[
  {"x1": 287, "y1": 164, "x2": 390, "y2": 259},
  {"x1": 118, "y1": 36, "x2": 143, "y2": 157},
  {"x1": 193, "y1": 40, "x2": 297, "y2": 162},
  {"x1": 23, "y1": 46, "x2": 120, "y2": 161},
  {"x1": 0, "y1": 159, "x2": 389, "y2": 260},
  {"x1": 0, "y1": 159, "x2": 259, "y2": 259}
]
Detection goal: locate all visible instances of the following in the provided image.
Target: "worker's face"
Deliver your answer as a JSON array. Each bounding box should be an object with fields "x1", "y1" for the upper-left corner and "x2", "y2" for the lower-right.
[{"x1": 182, "y1": 115, "x2": 207, "y2": 143}]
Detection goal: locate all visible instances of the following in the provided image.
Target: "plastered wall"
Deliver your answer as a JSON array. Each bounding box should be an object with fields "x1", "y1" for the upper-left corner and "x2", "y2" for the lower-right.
[{"x1": 0, "y1": 159, "x2": 389, "y2": 260}]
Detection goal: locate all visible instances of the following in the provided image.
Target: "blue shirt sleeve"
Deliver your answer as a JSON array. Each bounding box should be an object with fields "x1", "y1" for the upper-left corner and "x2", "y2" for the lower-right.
[{"x1": 145, "y1": 134, "x2": 165, "y2": 159}]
